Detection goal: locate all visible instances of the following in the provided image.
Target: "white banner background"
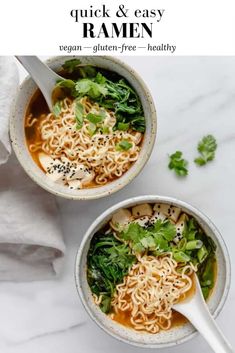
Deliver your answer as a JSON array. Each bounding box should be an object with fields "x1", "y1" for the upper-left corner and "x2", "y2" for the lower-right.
[{"x1": 0, "y1": 0, "x2": 234, "y2": 55}]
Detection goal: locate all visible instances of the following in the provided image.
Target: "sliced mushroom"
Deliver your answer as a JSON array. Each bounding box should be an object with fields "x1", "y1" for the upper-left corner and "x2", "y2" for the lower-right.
[
  {"x1": 132, "y1": 203, "x2": 153, "y2": 218},
  {"x1": 153, "y1": 203, "x2": 181, "y2": 223},
  {"x1": 110, "y1": 208, "x2": 132, "y2": 231}
]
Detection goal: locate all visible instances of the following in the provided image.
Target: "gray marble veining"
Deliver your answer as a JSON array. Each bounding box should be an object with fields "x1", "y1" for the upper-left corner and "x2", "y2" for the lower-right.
[{"x1": 0, "y1": 56, "x2": 234, "y2": 353}]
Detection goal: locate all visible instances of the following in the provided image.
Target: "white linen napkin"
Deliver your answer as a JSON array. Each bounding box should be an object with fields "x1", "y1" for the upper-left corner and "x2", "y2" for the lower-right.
[{"x1": 0, "y1": 57, "x2": 66, "y2": 280}]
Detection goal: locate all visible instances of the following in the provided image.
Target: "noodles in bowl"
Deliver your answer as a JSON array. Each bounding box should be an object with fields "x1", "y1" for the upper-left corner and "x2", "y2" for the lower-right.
[
  {"x1": 25, "y1": 59, "x2": 145, "y2": 190},
  {"x1": 111, "y1": 254, "x2": 194, "y2": 333},
  {"x1": 86, "y1": 202, "x2": 216, "y2": 334},
  {"x1": 75, "y1": 196, "x2": 230, "y2": 347}
]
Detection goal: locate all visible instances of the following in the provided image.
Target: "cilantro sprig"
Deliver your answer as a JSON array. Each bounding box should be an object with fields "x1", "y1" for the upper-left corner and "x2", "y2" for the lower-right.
[
  {"x1": 168, "y1": 151, "x2": 188, "y2": 177},
  {"x1": 194, "y1": 135, "x2": 217, "y2": 166},
  {"x1": 121, "y1": 219, "x2": 176, "y2": 254}
]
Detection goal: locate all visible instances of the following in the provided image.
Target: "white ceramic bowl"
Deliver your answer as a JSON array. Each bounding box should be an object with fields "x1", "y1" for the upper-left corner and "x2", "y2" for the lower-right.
[
  {"x1": 75, "y1": 195, "x2": 231, "y2": 348},
  {"x1": 10, "y1": 56, "x2": 157, "y2": 200}
]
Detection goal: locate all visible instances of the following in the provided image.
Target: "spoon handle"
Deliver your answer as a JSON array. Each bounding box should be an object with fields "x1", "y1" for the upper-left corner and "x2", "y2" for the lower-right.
[
  {"x1": 188, "y1": 302, "x2": 233, "y2": 353},
  {"x1": 16, "y1": 56, "x2": 61, "y2": 111},
  {"x1": 175, "y1": 283, "x2": 233, "y2": 353}
]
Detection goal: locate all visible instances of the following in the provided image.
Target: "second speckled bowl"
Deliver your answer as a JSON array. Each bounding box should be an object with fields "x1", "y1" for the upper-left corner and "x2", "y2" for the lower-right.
[{"x1": 75, "y1": 195, "x2": 230, "y2": 348}]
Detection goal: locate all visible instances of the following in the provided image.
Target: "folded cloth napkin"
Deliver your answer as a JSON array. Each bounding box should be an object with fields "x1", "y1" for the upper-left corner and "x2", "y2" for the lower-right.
[{"x1": 0, "y1": 57, "x2": 66, "y2": 280}]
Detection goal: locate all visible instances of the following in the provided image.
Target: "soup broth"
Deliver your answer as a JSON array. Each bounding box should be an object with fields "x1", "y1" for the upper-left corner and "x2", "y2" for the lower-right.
[
  {"x1": 87, "y1": 202, "x2": 217, "y2": 334},
  {"x1": 24, "y1": 61, "x2": 145, "y2": 190}
]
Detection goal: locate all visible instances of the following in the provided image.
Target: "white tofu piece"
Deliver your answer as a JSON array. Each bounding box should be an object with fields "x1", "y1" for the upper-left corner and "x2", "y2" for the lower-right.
[
  {"x1": 150, "y1": 211, "x2": 168, "y2": 224},
  {"x1": 133, "y1": 216, "x2": 150, "y2": 228},
  {"x1": 46, "y1": 169, "x2": 64, "y2": 183},
  {"x1": 68, "y1": 179, "x2": 82, "y2": 190},
  {"x1": 38, "y1": 152, "x2": 55, "y2": 172},
  {"x1": 81, "y1": 170, "x2": 95, "y2": 186},
  {"x1": 110, "y1": 208, "x2": 132, "y2": 231},
  {"x1": 66, "y1": 164, "x2": 87, "y2": 181},
  {"x1": 132, "y1": 203, "x2": 153, "y2": 217},
  {"x1": 60, "y1": 156, "x2": 71, "y2": 164},
  {"x1": 153, "y1": 203, "x2": 181, "y2": 223},
  {"x1": 173, "y1": 213, "x2": 187, "y2": 243}
]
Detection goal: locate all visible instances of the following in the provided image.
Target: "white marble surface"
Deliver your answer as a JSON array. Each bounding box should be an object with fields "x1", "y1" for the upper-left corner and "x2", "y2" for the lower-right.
[{"x1": 0, "y1": 56, "x2": 234, "y2": 352}]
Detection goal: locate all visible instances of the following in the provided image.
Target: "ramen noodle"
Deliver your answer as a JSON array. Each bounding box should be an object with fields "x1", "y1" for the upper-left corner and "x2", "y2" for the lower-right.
[
  {"x1": 25, "y1": 60, "x2": 145, "y2": 189},
  {"x1": 87, "y1": 202, "x2": 216, "y2": 333}
]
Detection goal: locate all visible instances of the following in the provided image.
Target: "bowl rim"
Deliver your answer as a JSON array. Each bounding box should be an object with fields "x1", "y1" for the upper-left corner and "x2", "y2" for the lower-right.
[
  {"x1": 10, "y1": 56, "x2": 157, "y2": 200},
  {"x1": 74, "y1": 195, "x2": 231, "y2": 348}
]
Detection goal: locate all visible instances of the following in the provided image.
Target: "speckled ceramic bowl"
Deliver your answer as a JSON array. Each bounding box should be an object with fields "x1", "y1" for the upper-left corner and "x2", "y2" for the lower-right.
[
  {"x1": 75, "y1": 195, "x2": 231, "y2": 348},
  {"x1": 10, "y1": 56, "x2": 157, "y2": 200}
]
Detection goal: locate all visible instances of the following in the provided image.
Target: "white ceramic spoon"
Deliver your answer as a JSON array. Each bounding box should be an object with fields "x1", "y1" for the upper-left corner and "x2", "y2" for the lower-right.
[
  {"x1": 173, "y1": 273, "x2": 233, "y2": 353},
  {"x1": 16, "y1": 56, "x2": 63, "y2": 111}
]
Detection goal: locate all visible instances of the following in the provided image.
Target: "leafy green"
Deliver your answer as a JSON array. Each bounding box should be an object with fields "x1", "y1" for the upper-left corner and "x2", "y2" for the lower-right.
[
  {"x1": 54, "y1": 62, "x2": 146, "y2": 133},
  {"x1": 117, "y1": 122, "x2": 130, "y2": 131},
  {"x1": 87, "y1": 232, "x2": 136, "y2": 313},
  {"x1": 168, "y1": 151, "x2": 188, "y2": 176},
  {"x1": 198, "y1": 255, "x2": 216, "y2": 299},
  {"x1": 75, "y1": 101, "x2": 84, "y2": 129},
  {"x1": 152, "y1": 219, "x2": 176, "y2": 241},
  {"x1": 183, "y1": 218, "x2": 198, "y2": 240},
  {"x1": 56, "y1": 79, "x2": 76, "y2": 90},
  {"x1": 78, "y1": 65, "x2": 97, "y2": 78},
  {"x1": 121, "y1": 219, "x2": 176, "y2": 254},
  {"x1": 86, "y1": 113, "x2": 104, "y2": 125},
  {"x1": 194, "y1": 135, "x2": 217, "y2": 166},
  {"x1": 62, "y1": 59, "x2": 81, "y2": 73},
  {"x1": 116, "y1": 140, "x2": 132, "y2": 151},
  {"x1": 102, "y1": 126, "x2": 110, "y2": 134},
  {"x1": 173, "y1": 251, "x2": 191, "y2": 263},
  {"x1": 75, "y1": 78, "x2": 108, "y2": 99},
  {"x1": 88, "y1": 122, "x2": 96, "y2": 136},
  {"x1": 52, "y1": 101, "x2": 62, "y2": 117}
]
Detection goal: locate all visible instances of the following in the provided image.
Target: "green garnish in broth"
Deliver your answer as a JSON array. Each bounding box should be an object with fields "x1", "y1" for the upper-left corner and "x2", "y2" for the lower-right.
[
  {"x1": 87, "y1": 203, "x2": 217, "y2": 317},
  {"x1": 55, "y1": 59, "x2": 146, "y2": 133}
]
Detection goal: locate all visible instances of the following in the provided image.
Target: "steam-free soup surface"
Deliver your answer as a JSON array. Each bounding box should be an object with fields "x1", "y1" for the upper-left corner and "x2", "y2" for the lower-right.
[
  {"x1": 25, "y1": 61, "x2": 145, "y2": 190},
  {"x1": 87, "y1": 202, "x2": 217, "y2": 334}
]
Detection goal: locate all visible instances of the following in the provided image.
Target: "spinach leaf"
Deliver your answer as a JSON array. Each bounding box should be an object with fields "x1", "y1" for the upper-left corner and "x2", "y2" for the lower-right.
[
  {"x1": 62, "y1": 59, "x2": 81, "y2": 73},
  {"x1": 87, "y1": 232, "x2": 136, "y2": 313},
  {"x1": 55, "y1": 67, "x2": 146, "y2": 133}
]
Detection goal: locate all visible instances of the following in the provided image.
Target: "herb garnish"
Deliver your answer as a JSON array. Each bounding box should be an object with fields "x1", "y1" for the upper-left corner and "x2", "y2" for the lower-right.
[
  {"x1": 87, "y1": 232, "x2": 136, "y2": 313},
  {"x1": 116, "y1": 140, "x2": 132, "y2": 151},
  {"x1": 194, "y1": 135, "x2": 217, "y2": 166},
  {"x1": 62, "y1": 59, "x2": 81, "y2": 73},
  {"x1": 168, "y1": 151, "x2": 188, "y2": 176},
  {"x1": 55, "y1": 60, "x2": 145, "y2": 133},
  {"x1": 52, "y1": 101, "x2": 62, "y2": 117},
  {"x1": 75, "y1": 101, "x2": 84, "y2": 129}
]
